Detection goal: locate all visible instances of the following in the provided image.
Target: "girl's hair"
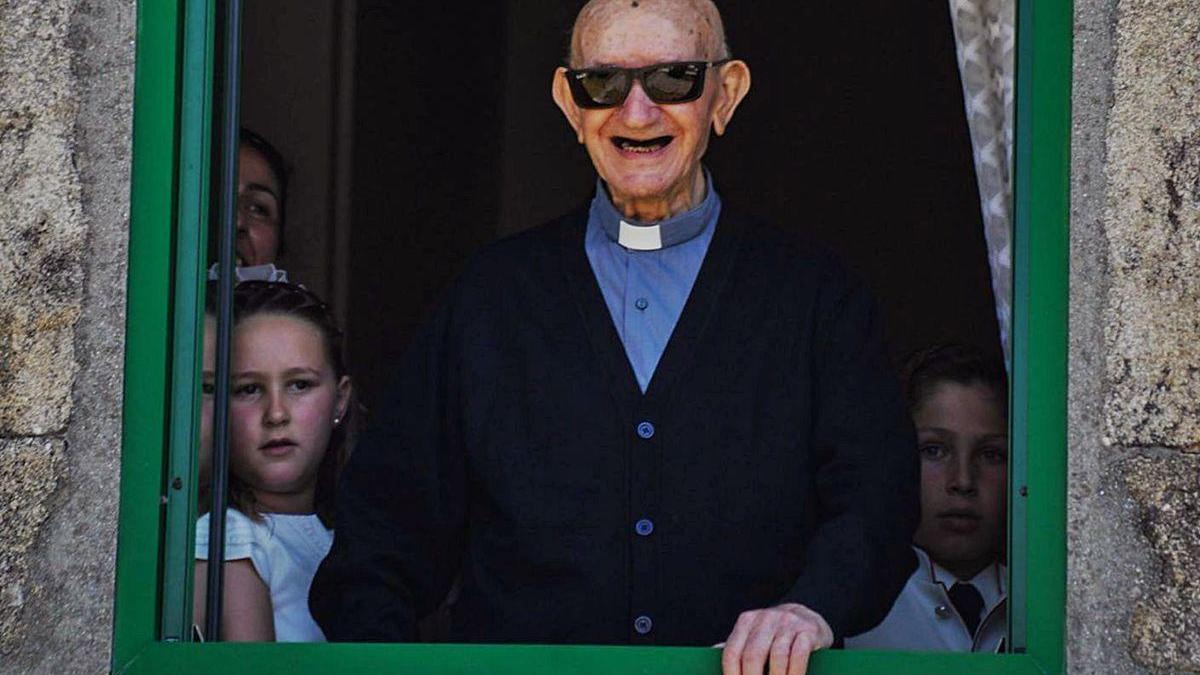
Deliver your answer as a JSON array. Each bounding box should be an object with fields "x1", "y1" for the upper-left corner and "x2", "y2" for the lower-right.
[
  {"x1": 239, "y1": 127, "x2": 289, "y2": 255},
  {"x1": 899, "y1": 344, "x2": 1008, "y2": 418},
  {"x1": 204, "y1": 280, "x2": 355, "y2": 528}
]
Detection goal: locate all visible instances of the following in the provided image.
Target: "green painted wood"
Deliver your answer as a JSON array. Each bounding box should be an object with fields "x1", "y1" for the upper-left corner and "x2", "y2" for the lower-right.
[
  {"x1": 117, "y1": 642, "x2": 1048, "y2": 675},
  {"x1": 160, "y1": 0, "x2": 217, "y2": 642},
  {"x1": 1009, "y1": 0, "x2": 1034, "y2": 652},
  {"x1": 1012, "y1": 0, "x2": 1072, "y2": 671},
  {"x1": 112, "y1": 0, "x2": 183, "y2": 667}
]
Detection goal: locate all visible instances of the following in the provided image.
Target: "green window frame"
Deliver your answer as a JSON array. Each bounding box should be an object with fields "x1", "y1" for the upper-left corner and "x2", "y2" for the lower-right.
[{"x1": 112, "y1": 0, "x2": 1071, "y2": 671}]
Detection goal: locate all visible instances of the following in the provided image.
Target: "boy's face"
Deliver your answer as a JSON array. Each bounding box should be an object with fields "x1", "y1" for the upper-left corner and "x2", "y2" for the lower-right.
[{"x1": 911, "y1": 381, "x2": 1008, "y2": 580}]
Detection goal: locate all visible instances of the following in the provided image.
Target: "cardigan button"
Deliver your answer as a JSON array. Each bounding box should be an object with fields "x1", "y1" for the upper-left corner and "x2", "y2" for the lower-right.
[
  {"x1": 636, "y1": 421, "x2": 655, "y2": 439},
  {"x1": 634, "y1": 615, "x2": 653, "y2": 635},
  {"x1": 635, "y1": 518, "x2": 654, "y2": 536},
  {"x1": 935, "y1": 604, "x2": 952, "y2": 619}
]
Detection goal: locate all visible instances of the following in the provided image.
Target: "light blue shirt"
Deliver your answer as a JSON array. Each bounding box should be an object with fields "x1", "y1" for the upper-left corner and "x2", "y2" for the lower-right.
[{"x1": 584, "y1": 173, "x2": 720, "y2": 392}]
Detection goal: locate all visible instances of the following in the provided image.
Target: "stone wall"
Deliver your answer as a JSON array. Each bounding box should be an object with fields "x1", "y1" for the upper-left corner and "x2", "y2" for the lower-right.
[
  {"x1": 1069, "y1": 0, "x2": 1200, "y2": 672},
  {"x1": 0, "y1": 0, "x2": 133, "y2": 671}
]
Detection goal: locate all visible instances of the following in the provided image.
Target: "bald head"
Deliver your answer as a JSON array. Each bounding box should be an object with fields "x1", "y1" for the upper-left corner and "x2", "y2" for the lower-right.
[
  {"x1": 552, "y1": 0, "x2": 750, "y2": 222},
  {"x1": 569, "y1": 0, "x2": 730, "y2": 66}
]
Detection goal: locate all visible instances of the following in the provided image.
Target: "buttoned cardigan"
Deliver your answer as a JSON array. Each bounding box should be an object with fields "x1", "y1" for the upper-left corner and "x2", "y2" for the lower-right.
[{"x1": 310, "y1": 205, "x2": 920, "y2": 645}]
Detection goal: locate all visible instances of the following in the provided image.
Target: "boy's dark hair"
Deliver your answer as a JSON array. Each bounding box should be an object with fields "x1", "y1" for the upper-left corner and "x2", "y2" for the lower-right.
[
  {"x1": 899, "y1": 344, "x2": 1008, "y2": 417},
  {"x1": 239, "y1": 127, "x2": 289, "y2": 255},
  {"x1": 204, "y1": 280, "x2": 355, "y2": 528}
]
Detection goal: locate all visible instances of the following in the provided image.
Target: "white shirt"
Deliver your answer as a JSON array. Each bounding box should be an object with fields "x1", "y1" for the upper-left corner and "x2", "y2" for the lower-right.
[
  {"x1": 196, "y1": 509, "x2": 333, "y2": 642},
  {"x1": 931, "y1": 558, "x2": 1004, "y2": 629},
  {"x1": 844, "y1": 547, "x2": 1007, "y2": 652}
]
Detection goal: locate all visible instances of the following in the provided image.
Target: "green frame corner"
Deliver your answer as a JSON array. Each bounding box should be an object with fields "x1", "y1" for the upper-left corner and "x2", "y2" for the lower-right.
[{"x1": 112, "y1": 0, "x2": 1072, "y2": 671}]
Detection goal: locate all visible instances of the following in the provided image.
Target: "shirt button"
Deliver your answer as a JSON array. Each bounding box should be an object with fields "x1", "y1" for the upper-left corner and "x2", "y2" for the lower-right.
[
  {"x1": 634, "y1": 297, "x2": 649, "y2": 311},
  {"x1": 634, "y1": 615, "x2": 653, "y2": 635},
  {"x1": 636, "y1": 421, "x2": 655, "y2": 439},
  {"x1": 935, "y1": 605, "x2": 952, "y2": 619},
  {"x1": 635, "y1": 518, "x2": 654, "y2": 536}
]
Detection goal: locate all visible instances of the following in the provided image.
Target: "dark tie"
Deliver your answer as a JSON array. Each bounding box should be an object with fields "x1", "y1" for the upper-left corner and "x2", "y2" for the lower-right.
[{"x1": 948, "y1": 582, "x2": 985, "y2": 637}]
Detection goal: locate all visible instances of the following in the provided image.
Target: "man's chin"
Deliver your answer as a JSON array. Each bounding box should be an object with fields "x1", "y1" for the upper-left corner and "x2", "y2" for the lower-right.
[
  {"x1": 921, "y1": 538, "x2": 996, "y2": 567},
  {"x1": 605, "y1": 175, "x2": 682, "y2": 204}
]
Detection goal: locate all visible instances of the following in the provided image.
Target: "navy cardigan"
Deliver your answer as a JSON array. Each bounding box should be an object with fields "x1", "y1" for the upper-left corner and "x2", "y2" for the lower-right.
[{"x1": 311, "y1": 206, "x2": 919, "y2": 645}]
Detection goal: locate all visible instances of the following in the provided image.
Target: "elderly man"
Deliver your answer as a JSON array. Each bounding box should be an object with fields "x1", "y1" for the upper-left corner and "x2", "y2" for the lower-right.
[{"x1": 311, "y1": 1, "x2": 918, "y2": 673}]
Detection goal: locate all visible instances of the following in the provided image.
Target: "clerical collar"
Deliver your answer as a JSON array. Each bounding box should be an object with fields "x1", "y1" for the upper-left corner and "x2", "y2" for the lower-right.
[{"x1": 588, "y1": 170, "x2": 721, "y2": 251}]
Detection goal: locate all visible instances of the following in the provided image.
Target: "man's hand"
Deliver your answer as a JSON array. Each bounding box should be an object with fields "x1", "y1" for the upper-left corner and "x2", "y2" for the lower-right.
[{"x1": 720, "y1": 603, "x2": 833, "y2": 675}]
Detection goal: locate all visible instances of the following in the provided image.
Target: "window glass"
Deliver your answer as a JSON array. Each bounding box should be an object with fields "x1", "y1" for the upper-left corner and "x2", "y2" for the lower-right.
[{"x1": 190, "y1": 0, "x2": 1016, "y2": 664}]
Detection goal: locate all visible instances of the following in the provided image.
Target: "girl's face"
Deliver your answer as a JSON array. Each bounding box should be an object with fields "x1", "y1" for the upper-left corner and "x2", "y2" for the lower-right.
[
  {"x1": 228, "y1": 313, "x2": 349, "y2": 514},
  {"x1": 911, "y1": 381, "x2": 1007, "y2": 580}
]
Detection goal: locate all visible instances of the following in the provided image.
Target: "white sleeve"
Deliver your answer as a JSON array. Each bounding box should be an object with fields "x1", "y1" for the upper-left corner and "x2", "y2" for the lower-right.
[{"x1": 194, "y1": 509, "x2": 272, "y2": 585}]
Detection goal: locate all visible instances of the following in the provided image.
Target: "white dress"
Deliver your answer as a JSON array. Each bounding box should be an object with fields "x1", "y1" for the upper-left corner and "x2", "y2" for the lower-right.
[{"x1": 196, "y1": 509, "x2": 333, "y2": 642}]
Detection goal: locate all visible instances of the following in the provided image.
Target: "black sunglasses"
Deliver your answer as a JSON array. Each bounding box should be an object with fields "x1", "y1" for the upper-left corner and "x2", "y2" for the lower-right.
[{"x1": 565, "y1": 59, "x2": 732, "y2": 109}]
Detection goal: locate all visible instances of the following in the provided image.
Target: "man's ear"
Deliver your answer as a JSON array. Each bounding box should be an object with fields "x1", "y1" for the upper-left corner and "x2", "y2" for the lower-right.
[
  {"x1": 711, "y1": 60, "x2": 751, "y2": 137},
  {"x1": 552, "y1": 67, "x2": 586, "y2": 144}
]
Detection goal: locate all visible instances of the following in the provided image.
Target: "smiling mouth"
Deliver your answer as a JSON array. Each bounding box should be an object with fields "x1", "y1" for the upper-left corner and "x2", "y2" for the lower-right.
[{"x1": 612, "y1": 135, "x2": 674, "y2": 154}]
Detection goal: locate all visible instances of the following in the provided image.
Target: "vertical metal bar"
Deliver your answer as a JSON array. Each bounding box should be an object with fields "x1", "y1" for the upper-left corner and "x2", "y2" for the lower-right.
[{"x1": 205, "y1": 0, "x2": 243, "y2": 642}]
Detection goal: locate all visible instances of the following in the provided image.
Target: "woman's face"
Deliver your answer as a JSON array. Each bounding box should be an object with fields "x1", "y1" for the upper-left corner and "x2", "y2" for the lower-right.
[
  {"x1": 911, "y1": 380, "x2": 1008, "y2": 580},
  {"x1": 199, "y1": 315, "x2": 216, "y2": 488},
  {"x1": 236, "y1": 145, "x2": 282, "y2": 266},
  {"x1": 227, "y1": 313, "x2": 349, "y2": 513}
]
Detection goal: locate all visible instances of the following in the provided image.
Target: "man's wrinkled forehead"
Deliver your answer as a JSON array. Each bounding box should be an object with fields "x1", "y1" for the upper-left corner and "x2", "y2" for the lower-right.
[{"x1": 569, "y1": 0, "x2": 728, "y2": 66}]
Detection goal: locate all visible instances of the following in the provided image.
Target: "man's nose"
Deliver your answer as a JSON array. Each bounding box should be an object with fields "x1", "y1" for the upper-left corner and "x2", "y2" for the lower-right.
[
  {"x1": 617, "y1": 80, "x2": 662, "y2": 127},
  {"x1": 946, "y1": 452, "x2": 978, "y2": 496}
]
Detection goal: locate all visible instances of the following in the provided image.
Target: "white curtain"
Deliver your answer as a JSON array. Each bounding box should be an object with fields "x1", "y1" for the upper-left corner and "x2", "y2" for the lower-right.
[{"x1": 948, "y1": 0, "x2": 1015, "y2": 366}]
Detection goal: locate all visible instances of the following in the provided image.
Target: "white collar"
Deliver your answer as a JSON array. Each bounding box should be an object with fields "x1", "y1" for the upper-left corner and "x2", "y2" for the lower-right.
[
  {"x1": 587, "y1": 170, "x2": 720, "y2": 251},
  {"x1": 916, "y1": 547, "x2": 1006, "y2": 613}
]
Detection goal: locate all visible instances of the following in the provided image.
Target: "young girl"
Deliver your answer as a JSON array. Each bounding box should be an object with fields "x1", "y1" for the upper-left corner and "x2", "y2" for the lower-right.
[
  {"x1": 846, "y1": 344, "x2": 1008, "y2": 652},
  {"x1": 194, "y1": 281, "x2": 354, "y2": 642}
]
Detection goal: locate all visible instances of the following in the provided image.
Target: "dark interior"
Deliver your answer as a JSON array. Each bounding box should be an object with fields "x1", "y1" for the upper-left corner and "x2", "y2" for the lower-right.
[{"x1": 239, "y1": 0, "x2": 1002, "y2": 410}]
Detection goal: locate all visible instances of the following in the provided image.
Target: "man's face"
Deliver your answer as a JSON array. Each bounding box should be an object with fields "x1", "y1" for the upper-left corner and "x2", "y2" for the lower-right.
[{"x1": 565, "y1": 10, "x2": 722, "y2": 209}]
